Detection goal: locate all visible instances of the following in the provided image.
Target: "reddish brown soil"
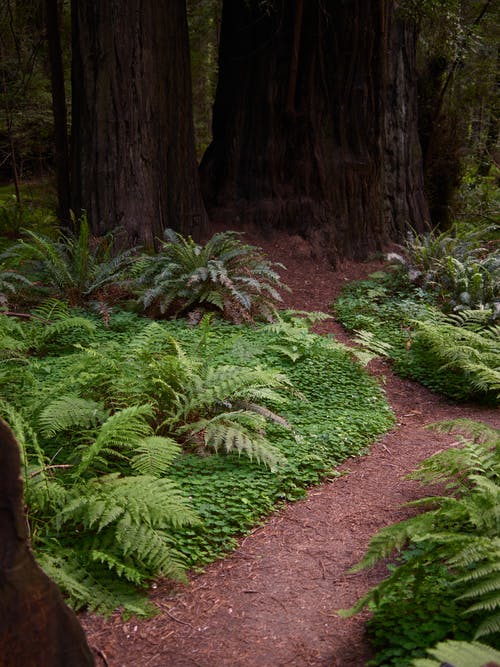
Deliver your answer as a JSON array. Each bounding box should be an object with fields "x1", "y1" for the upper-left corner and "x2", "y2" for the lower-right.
[{"x1": 81, "y1": 231, "x2": 499, "y2": 667}]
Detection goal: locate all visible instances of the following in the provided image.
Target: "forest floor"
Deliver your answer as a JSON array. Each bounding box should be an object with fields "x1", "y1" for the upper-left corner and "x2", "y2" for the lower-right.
[{"x1": 81, "y1": 229, "x2": 499, "y2": 667}]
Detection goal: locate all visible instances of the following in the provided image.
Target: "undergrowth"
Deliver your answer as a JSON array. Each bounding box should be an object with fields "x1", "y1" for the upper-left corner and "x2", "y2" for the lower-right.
[
  {"x1": 334, "y1": 267, "x2": 499, "y2": 404},
  {"x1": 0, "y1": 307, "x2": 393, "y2": 615},
  {"x1": 342, "y1": 420, "x2": 500, "y2": 667}
]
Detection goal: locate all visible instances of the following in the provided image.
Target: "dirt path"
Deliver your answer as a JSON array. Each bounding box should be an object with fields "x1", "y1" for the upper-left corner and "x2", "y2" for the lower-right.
[{"x1": 81, "y1": 233, "x2": 499, "y2": 666}]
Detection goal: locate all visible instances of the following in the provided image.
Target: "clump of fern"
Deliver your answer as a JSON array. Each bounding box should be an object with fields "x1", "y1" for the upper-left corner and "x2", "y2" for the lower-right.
[
  {"x1": 342, "y1": 420, "x2": 500, "y2": 666},
  {"x1": 409, "y1": 308, "x2": 500, "y2": 403},
  {"x1": 0, "y1": 261, "x2": 33, "y2": 308},
  {"x1": 6, "y1": 214, "x2": 138, "y2": 306},
  {"x1": 391, "y1": 222, "x2": 499, "y2": 313},
  {"x1": 60, "y1": 321, "x2": 291, "y2": 470},
  {"x1": 1, "y1": 399, "x2": 198, "y2": 616},
  {"x1": 137, "y1": 228, "x2": 287, "y2": 323}
]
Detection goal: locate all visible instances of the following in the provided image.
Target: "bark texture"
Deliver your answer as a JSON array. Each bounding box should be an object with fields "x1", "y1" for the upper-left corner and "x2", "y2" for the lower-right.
[
  {"x1": 45, "y1": 0, "x2": 71, "y2": 227},
  {"x1": 71, "y1": 0, "x2": 207, "y2": 248},
  {"x1": 200, "y1": 0, "x2": 428, "y2": 263},
  {"x1": 383, "y1": 14, "x2": 430, "y2": 238},
  {"x1": 0, "y1": 418, "x2": 94, "y2": 666}
]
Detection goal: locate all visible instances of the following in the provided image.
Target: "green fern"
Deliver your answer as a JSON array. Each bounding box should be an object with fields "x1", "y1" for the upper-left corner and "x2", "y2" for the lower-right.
[
  {"x1": 7, "y1": 215, "x2": 138, "y2": 305},
  {"x1": 343, "y1": 420, "x2": 500, "y2": 649},
  {"x1": 412, "y1": 313, "x2": 500, "y2": 401},
  {"x1": 352, "y1": 329, "x2": 393, "y2": 359},
  {"x1": 131, "y1": 435, "x2": 181, "y2": 477},
  {"x1": 178, "y1": 410, "x2": 286, "y2": 471},
  {"x1": 74, "y1": 404, "x2": 154, "y2": 477},
  {"x1": 138, "y1": 228, "x2": 288, "y2": 322},
  {"x1": 37, "y1": 548, "x2": 157, "y2": 617},
  {"x1": 38, "y1": 395, "x2": 106, "y2": 437},
  {"x1": 412, "y1": 639, "x2": 500, "y2": 667}
]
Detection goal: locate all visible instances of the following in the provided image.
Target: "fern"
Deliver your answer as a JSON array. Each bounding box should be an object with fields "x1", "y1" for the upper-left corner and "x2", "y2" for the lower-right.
[
  {"x1": 0, "y1": 400, "x2": 47, "y2": 481},
  {"x1": 38, "y1": 396, "x2": 106, "y2": 437},
  {"x1": 412, "y1": 313, "x2": 500, "y2": 401},
  {"x1": 344, "y1": 420, "x2": 500, "y2": 650},
  {"x1": 36, "y1": 548, "x2": 157, "y2": 617},
  {"x1": 131, "y1": 435, "x2": 181, "y2": 477},
  {"x1": 353, "y1": 329, "x2": 393, "y2": 358},
  {"x1": 179, "y1": 410, "x2": 286, "y2": 471},
  {"x1": 138, "y1": 228, "x2": 288, "y2": 322},
  {"x1": 412, "y1": 640, "x2": 500, "y2": 667},
  {"x1": 8, "y1": 215, "x2": 138, "y2": 306},
  {"x1": 74, "y1": 404, "x2": 154, "y2": 477}
]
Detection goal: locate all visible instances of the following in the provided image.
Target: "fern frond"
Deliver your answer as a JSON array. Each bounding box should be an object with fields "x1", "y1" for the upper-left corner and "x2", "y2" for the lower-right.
[
  {"x1": 349, "y1": 512, "x2": 438, "y2": 572},
  {"x1": 353, "y1": 329, "x2": 393, "y2": 358},
  {"x1": 182, "y1": 410, "x2": 286, "y2": 470},
  {"x1": 474, "y1": 611, "x2": 500, "y2": 639},
  {"x1": 74, "y1": 404, "x2": 154, "y2": 477},
  {"x1": 38, "y1": 396, "x2": 106, "y2": 437},
  {"x1": 0, "y1": 399, "x2": 47, "y2": 479},
  {"x1": 131, "y1": 436, "x2": 181, "y2": 477},
  {"x1": 412, "y1": 640, "x2": 500, "y2": 667},
  {"x1": 36, "y1": 548, "x2": 156, "y2": 616}
]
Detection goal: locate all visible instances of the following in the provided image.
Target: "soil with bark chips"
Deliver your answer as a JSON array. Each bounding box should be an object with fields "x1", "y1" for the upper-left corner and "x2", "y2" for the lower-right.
[{"x1": 81, "y1": 230, "x2": 499, "y2": 667}]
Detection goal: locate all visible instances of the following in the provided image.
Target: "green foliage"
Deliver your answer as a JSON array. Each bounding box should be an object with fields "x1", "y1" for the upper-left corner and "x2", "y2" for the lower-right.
[
  {"x1": 6, "y1": 215, "x2": 137, "y2": 306},
  {"x1": 1, "y1": 399, "x2": 198, "y2": 616},
  {"x1": 137, "y1": 229, "x2": 287, "y2": 322},
  {"x1": 413, "y1": 639, "x2": 500, "y2": 667},
  {"x1": 0, "y1": 261, "x2": 33, "y2": 307},
  {"x1": 343, "y1": 420, "x2": 500, "y2": 666},
  {"x1": 394, "y1": 222, "x2": 499, "y2": 312},
  {"x1": 1, "y1": 308, "x2": 393, "y2": 613},
  {"x1": 411, "y1": 314, "x2": 500, "y2": 400},
  {"x1": 334, "y1": 264, "x2": 499, "y2": 404}
]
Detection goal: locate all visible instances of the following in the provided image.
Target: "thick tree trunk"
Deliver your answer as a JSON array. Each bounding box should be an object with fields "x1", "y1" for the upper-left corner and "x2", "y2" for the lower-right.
[
  {"x1": 45, "y1": 0, "x2": 71, "y2": 227},
  {"x1": 200, "y1": 0, "x2": 428, "y2": 263},
  {"x1": 71, "y1": 0, "x2": 208, "y2": 249},
  {"x1": 383, "y1": 14, "x2": 430, "y2": 238},
  {"x1": 0, "y1": 419, "x2": 94, "y2": 666}
]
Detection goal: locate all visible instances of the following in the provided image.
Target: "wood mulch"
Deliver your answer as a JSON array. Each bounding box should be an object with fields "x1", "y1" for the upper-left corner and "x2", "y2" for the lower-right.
[{"x1": 81, "y1": 229, "x2": 499, "y2": 667}]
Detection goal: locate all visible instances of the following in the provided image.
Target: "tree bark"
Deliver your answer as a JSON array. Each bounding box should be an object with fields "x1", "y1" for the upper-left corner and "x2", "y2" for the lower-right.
[
  {"x1": 0, "y1": 418, "x2": 94, "y2": 666},
  {"x1": 200, "y1": 0, "x2": 428, "y2": 263},
  {"x1": 383, "y1": 12, "x2": 429, "y2": 238},
  {"x1": 71, "y1": 0, "x2": 208, "y2": 249},
  {"x1": 45, "y1": 0, "x2": 71, "y2": 227}
]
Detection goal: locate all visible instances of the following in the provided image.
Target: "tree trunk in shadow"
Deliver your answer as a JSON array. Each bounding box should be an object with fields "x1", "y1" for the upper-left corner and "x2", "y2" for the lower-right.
[
  {"x1": 71, "y1": 0, "x2": 208, "y2": 249},
  {"x1": 0, "y1": 418, "x2": 94, "y2": 667},
  {"x1": 200, "y1": 0, "x2": 428, "y2": 264}
]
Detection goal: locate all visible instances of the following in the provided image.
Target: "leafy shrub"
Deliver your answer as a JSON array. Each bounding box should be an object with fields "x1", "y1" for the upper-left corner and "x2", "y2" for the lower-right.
[
  {"x1": 342, "y1": 420, "x2": 500, "y2": 666},
  {"x1": 409, "y1": 311, "x2": 500, "y2": 401},
  {"x1": 0, "y1": 196, "x2": 56, "y2": 246},
  {"x1": 5, "y1": 215, "x2": 137, "y2": 306},
  {"x1": 137, "y1": 228, "x2": 287, "y2": 322},
  {"x1": 0, "y1": 261, "x2": 33, "y2": 307}
]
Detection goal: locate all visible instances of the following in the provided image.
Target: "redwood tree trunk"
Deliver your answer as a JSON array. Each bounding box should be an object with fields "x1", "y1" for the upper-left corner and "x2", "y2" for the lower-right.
[
  {"x1": 71, "y1": 0, "x2": 208, "y2": 248},
  {"x1": 200, "y1": 0, "x2": 428, "y2": 263},
  {"x1": 383, "y1": 12, "x2": 430, "y2": 238},
  {"x1": 45, "y1": 0, "x2": 71, "y2": 227}
]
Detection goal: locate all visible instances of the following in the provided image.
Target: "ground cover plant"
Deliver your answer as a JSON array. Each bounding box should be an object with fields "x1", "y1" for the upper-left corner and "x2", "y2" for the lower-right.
[
  {"x1": 334, "y1": 220, "x2": 499, "y2": 404},
  {"x1": 342, "y1": 420, "x2": 500, "y2": 667},
  {"x1": 0, "y1": 306, "x2": 394, "y2": 616}
]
